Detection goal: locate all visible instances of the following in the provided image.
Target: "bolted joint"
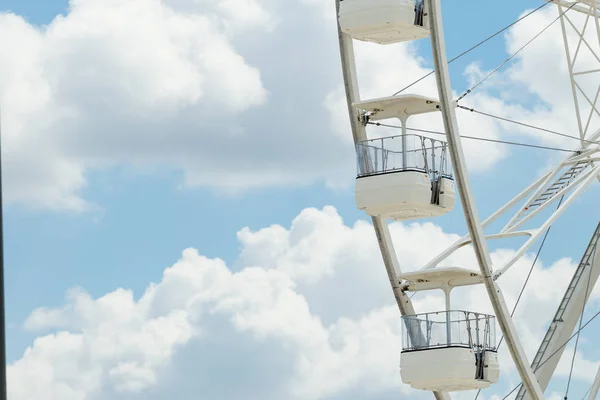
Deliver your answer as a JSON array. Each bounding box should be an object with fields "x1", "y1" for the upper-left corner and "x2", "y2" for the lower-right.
[{"x1": 358, "y1": 112, "x2": 370, "y2": 126}]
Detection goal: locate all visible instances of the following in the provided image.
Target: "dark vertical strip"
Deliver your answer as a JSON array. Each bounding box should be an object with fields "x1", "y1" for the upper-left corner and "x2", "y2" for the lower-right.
[{"x1": 0, "y1": 108, "x2": 7, "y2": 400}]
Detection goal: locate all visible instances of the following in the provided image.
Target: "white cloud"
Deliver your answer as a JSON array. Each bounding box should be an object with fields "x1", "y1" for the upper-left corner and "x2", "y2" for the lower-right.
[
  {"x1": 0, "y1": 0, "x2": 269, "y2": 211},
  {"x1": 10, "y1": 206, "x2": 600, "y2": 399},
  {"x1": 2, "y1": 1, "x2": 596, "y2": 211}
]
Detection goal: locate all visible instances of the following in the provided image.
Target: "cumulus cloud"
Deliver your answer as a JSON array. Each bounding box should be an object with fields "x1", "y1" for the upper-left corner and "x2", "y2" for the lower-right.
[
  {"x1": 0, "y1": 0, "x2": 357, "y2": 211},
  {"x1": 1, "y1": 0, "x2": 270, "y2": 211},
  {"x1": 1, "y1": 0, "x2": 597, "y2": 211},
  {"x1": 10, "y1": 206, "x2": 600, "y2": 399}
]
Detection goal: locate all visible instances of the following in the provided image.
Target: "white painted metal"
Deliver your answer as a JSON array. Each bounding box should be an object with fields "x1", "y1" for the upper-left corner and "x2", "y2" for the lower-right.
[
  {"x1": 353, "y1": 94, "x2": 442, "y2": 120},
  {"x1": 515, "y1": 223, "x2": 600, "y2": 400},
  {"x1": 494, "y1": 164, "x2": 600, "y2": 278},
  {"x1": 414, "y1": 2, "x2": 600, "y2": 393},
  {"x1": 353, "y1": 94, "x2": 446, "y2": 177},
  {"x1": 402, "y1": 269, "x2": 475, "y2": 354},
  {"x1": 590, "y1": 364, "x2": 600, "y2": 399},
  {"x1": 548, "y1": 1, "x2": 600, "y2": 17},
  {"x1": 401, "y1": 116, "x2": 408, "y2": 168},
  {"x1": 437, "y1": 177, "x2": 455, "y2": 210},
  {"x1": 427, "y1": 0, "x2": 545, "y2": 397},
  {"x1": 501, "y1": 161, "x2": 593, "y2": 232},
  {"x1": 335, "y1": 2, "x2": 450, "y2": 399},
  {"x1": 400, "y1": 310, "x2": 499, "y2": 391},
  {"x1": 401, "y1": 348, "x2": 499, "y2": 391},
  {"x1": 340, "y1": 0, "x2": 600, "y2": 397},
  {"x1": 421, "y1": 172, "x2": 553, "y2": 270},
  {"x1": 354, "y1": 129, "x2": 455, "y2": 220},
  {"x1": 355, "y1": 172, "x2": 454, "y2": 220},
  {"x1": 420, "y1": 148, "x2": 600, "y2": 276},
  {"x1": 559, "y1": 4, "x2": 586, "y2": 148},
  {"x1": 555, "y1": 0, "x2": 600, "y2": 144},
  {"x1": 339, "y1": 0, "x2": 430, "y2": 44},
  {"x1": 555, "y1": 0, "x2": 600, "y2": 187},
  {"x1": 400, "y1": 267, "x2": 483, "y2": 291}
]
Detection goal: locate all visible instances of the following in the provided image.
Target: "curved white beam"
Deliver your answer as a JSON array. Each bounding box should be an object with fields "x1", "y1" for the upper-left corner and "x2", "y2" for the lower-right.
[
  {"x1": 590, "y1": 364, "x2": 600, "y2": 399},
  {"x1": 334, "y1": 2, "x2": 449, "y2": 399},
  {"x1": 421, "y1": 171, "x2": 552, "y2": 270},
  {"x1": 426, "y1": 0, "x2": 545, "y2": 398},
  {"x1": 515, "y1": 222, "x2": 600, "y2": 400},
  {"x1": 494, "y1": 164, "x2": 600, "y2": 279}
]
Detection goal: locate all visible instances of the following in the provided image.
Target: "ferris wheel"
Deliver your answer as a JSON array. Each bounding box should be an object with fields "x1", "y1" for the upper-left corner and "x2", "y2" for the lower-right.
[{"x1": 335, "y1": 0, "x2": 600, "y2": 399}]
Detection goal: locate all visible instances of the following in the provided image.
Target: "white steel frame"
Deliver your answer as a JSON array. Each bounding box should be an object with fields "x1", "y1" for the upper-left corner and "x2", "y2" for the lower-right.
[
  {"x1": 423, "y1": 2, "x2": 600, "y2": 398},
  {"x1": 515, "y1": 225, "x2": 600, "y2": 400},
  {"x1": 554, "y1": 3, "x2": 600, "y2": 398},
  {"x1": 335, "y1": 2, "x2": 450, "y2": 400},
  {"x1": 552, "y1": 0, "x2": 600, "y2": 145},
  {"x1": 336, "y1": 0, "x2": 600, "y2": 399},
  {"x1": 425, "y1": 2, "x2": 600, "y2": 399},
  {"x1": 427, "y1": 0, "x2": 545, "y2": 397},
  {"x1": 550, "y1": 1, "x2": 600, "y2": 18},
  {"x1": 590, "y1": 365, "x2": 600, "y2": 399},
  {"x1": 421, "y1": 144, "x2": 600, "y2": 278}
]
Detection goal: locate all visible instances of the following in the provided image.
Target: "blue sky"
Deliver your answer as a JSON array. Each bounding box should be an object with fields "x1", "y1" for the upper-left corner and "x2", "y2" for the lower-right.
[{"x1": 2, "y1": 1, "x2": 600, "y2": 399}]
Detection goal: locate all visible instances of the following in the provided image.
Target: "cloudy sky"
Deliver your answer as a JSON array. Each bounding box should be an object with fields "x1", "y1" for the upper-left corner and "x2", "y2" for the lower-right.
[{"x1": 2, "y1": 0, "x2": 600, "y2": 399}]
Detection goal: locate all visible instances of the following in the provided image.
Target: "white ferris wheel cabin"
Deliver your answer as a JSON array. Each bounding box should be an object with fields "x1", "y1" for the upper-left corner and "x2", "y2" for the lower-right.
[{"x1": 336, "y1": 0, "x2": 600, "y2": 399}]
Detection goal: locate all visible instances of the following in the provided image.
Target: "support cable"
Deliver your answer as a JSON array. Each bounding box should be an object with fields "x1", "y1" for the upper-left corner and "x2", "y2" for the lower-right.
[
  {"x1": 392, "y1": 2, "x2": 551, "y2": 96},
  {"x1": 564, "y1": 245, "x2": 596, "y2": 399},
  {"x1": 500, "y1": 305, "x2": 600, "y2": 400},
  {"x1": 457, "y1": 105, "x2": 600, "y2": 147},
  {"x1": 457, "y1": 1, "x2": 580, "y2": 102},
  {"x1": 500, "y1": 195, "x2": 563, "y2": 349},
  {"x1": 473, "y1": 196, "x2": 564, "y2": 400},
  {"x1": 580, "y1": 383, "x2": 592, "y2": 400},
  {"x1": 367, "y1": 121, "x2": 578, "y2": 153}
]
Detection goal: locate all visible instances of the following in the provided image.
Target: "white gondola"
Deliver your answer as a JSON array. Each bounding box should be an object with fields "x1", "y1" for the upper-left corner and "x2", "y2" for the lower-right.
[
  {"x1": 353, "y1": 94, "x2": 455, "y2": 221},
  {"x1": 401, "y1": 311, "x2": 500, "y2": 391},
  {"x1": 337, "y1": 0, "x2": 600, "y2": 396},
  {"x1": 354, "y1": 133, "x2": 455, "y2": 221},
  {"x1": 338, "y1": 0, "x2": 429, "y2": 45},
  {"x1": 399, "y1": 268, "x2": 500, "y2": 392}
]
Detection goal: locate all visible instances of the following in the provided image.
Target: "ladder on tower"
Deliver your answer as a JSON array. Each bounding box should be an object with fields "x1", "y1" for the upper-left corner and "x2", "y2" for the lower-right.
[
  {"x1": 515, "y1": 221, "x2": 600, "y2": 400},
  {"x1": 506, "y1": 161, "x2": 591, "y2": 231}
]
